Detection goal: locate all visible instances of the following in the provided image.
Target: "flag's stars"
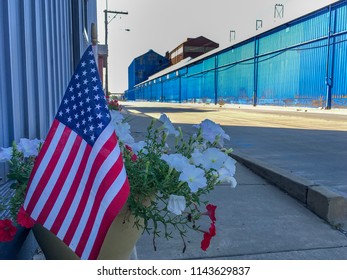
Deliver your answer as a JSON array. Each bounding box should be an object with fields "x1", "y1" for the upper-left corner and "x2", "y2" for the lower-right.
[
  {"x1": 83, "y1": 79, "x2": 88, "y2": 84},
  {"x1": 79, "y1": 101, "x2": 84, "y2": 107},
  {"x1": 95, "y1": 104, "x2": 101, "y2": 110},
  {"x1": 97, "y1": 122, "x2": 104, "y2": 129},
  {"x1": 83, "y1": 128, "x2": 87, "y2": 134},
  {"x1": 81, "y1": 61, "x2": 86, "y2": 67},
  {"x1": 87, "y1": 106, "x2": 92, "y2": 112},
  {"x1": 69, "y1": 86, "x2": 74, "y2": 92},
  {"x1": 76, "y1": 122, "x2": 80, "y2": 128},
  {"x1": 65, "y1": 107, "x2": 70, "y2": 113},
  {"x1": 88, "y1": 50, "x2": 93, "y2": 56},
  {"x1": 58, "y1": 111, "x2": 63, "y2": 116},
  {"x1": 74, "y1": 114, "x2": 79, "y2": 119},
  {"x1": 82, "y1": 70, "x2": 87, "y2": 76},
  {"x1": 91, "y1": 68, "x2": 96, "y2": 73},
  {"x1": 64, "y1": 99, "x2": 68, "y2": 104},
  {"x1": 75, "y1": 74, "x2": 80, "y2": 79},
  {"x1": 89, "y1": 59, "x2": 95, "y2": 64},
  {"x1": 93, "y1": 85, "x2": 99, "y2": 91},
  {"x1": 71, "y1": 95, "x2": 76, "y2": 101},
  {"x1": 89, "y1": 125, "x2": 94, "y2": 131},
  {"x1": 78, "y1": 92, "x2": 82, "y2": 97},
  {"x1": 81, "y1": 110, "x2": 85, "y2": 116},
  {"x1": 76, "y1": 83, "x2": 81, "y2": 88},
  {"x1": 96, "y1": 112, "x2": 102, "y2": 119},
  {"x1": 67, "y1": 117, "x2": 72, "y2": 122},
  {"x1": 73, "y1": 104, "x2": 77, "y2": 110},
  {"x1": 94, "y1": 95, "x2": 100, "y2": 101},
  {"x1": 90, "y1": 135, "x2": 95, "y2": 142},
  {"x1": 92, "y1": 77, "x2": 97, "y2": 82},
  {"x1": 84, "y1": 88, "x2": 89, "y2": 94},
  {"x1": 88, "y1": 116, "x2": 93, "y2": 122},
  {"x1": 82, "y1": 119, "x2": 86, "y2": 125},
  {"x1": 86, "y1": 97, "x2": 90, "y2": 103}
]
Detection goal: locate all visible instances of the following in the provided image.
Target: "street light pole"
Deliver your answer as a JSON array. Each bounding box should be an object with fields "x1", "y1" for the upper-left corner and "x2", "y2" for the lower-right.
[{"x1": 104, "y1": 9, "x2": 128, "y2": 95}]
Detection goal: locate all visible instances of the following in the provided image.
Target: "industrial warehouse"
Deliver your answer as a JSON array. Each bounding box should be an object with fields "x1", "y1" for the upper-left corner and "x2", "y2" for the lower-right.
[{"x1": 125, "y1": 1, "x2": 347, "y2": 109}]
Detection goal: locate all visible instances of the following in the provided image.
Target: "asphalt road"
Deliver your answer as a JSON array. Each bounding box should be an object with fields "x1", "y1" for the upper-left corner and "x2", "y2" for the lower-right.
[{"x1": 123, "y1": 102, "x2": 347, "y2": 198}]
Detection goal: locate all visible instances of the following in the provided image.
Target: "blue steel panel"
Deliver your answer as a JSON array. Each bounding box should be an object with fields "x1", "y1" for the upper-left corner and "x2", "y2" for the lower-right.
[
  {"x1": 259, "y1": 12, "x2": 329, "y2": 55},
  {"x1": 335, "y1": 2, "x2": 347, "y2": 33},
  {"x1": 217, "y1": 63, "x2": 254, "y2": 104},
  {"x1": 217, "y1": 42, "x2": 254, "y2": 67},
  {"x1": 332, "y1": 33, "x2": 347, "y2": 107}
]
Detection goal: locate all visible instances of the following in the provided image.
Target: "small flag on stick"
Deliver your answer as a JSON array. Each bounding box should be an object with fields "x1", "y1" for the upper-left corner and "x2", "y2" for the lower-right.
[{"x1": 23, "y1": 45, "x2": 130, "y2": 259}]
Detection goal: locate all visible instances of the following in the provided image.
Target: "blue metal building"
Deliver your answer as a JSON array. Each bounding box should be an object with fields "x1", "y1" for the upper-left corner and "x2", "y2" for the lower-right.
[
  {"x1": 128, "y1": 49, "x2": 170, "y2": 95},
  {"x1": 126, "y1": 1, "x2": 347, "y2": 109}
]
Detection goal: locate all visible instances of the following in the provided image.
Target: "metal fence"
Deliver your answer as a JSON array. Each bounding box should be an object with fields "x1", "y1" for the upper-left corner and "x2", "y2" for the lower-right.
[{"x1": 127, "y1": 1, "x2": 347, "y2": 109}]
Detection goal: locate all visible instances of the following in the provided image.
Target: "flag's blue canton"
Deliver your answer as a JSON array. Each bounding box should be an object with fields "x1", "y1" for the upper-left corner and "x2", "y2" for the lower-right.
[{"x1": 56, "y1": 46, "x2": 111, "y2": 146}]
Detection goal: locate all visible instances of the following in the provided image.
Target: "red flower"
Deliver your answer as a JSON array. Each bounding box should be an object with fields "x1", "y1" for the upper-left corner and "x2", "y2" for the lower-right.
[
  {"x1": 201, "y1": 232, "x2": 212, "y2": 251},
  {"x1": 0, "y1": 219, "x2": 17, "y2": 242},
  {"x1": 205, "y1": 204, "x2": 217, "y2": 222},
  {"x1": 125, "y1": 145, "x2": 138, "y2": 162},
  {"x1": 200, "y1": 222, "x2": 217, "y2": 251},
  {"x1": 17, "y1": 206, "x2": 35, "y2": 228},
  {"x1": 209, "y1": 222, "x2": 216, "y2": 236}
]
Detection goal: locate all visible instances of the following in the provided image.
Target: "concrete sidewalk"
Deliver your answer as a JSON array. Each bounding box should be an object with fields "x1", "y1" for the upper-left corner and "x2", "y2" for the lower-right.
[{"x1": 125, "y1": 107, "x2": 347, "y2": 260}]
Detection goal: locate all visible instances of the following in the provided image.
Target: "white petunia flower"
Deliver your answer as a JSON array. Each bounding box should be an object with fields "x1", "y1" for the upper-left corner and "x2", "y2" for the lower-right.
[
  {"x1": 0, "y1": 147, "x2": 13, "y2": 162},
  {"x1": 113, "y1": 121, "x2": 135, "y2": 146},
  {"x1": 179, "y1": 164, "x2": 207, "y2": 192},
  {"x1": 132, "y1": 141, "x2": 147, "y2": 154},
  {"x1": 110, "y1": 110, "x2": 124, "y2": 124},
  {"x1": 159, "y1": 113, "x2": 179, "y2": 137},
  {"x1": 167, "y1": 194, "x2": 186, "y2": 215},
  {"x1": 194, "y1": 119, "x2": 230, "y2": 147},
  {"x1": 190, "y1": 149, "x2": 204, "y2": 166},
  {"x1": 200, "y1": 148, "x2": 229, "y2": 170},
  {"x1": 218, "y1": 157, "x2": 237, "y2": 188},
  {"x1": 17, "y1": 138, "x2": 43, "y2": 157},
  {"x1": 161, "y1": 153, "x2": 190, "y2": 172}
]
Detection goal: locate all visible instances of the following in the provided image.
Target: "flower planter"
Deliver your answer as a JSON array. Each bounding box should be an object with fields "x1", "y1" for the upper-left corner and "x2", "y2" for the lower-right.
[
  {"x1": 0, "y1": 225, "x2": 30, "y2": 260},
  {"x1": 33, "y1": 203, "x2": 143, "y2": 260}
]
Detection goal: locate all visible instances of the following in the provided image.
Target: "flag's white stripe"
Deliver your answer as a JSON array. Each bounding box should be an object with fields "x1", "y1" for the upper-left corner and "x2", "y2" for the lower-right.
[
  {"x1": 69, "y1": 140, "x2": 121, "y2": 251},
  {"x1": 30, "y1": 132, "x2": 77, "y2": 220},
  {"x1": 24, "y1": 123, "x2": 65, "y2": 209},
  {"x1": 43, "y1": 140, "x2": 88, "y2": 230},
  {"x1": 56, "y1": 124, "x2": 115, "y2": 241},
  {"x1": 81, "y1": 166, "x2": 127, "y2": 259}
]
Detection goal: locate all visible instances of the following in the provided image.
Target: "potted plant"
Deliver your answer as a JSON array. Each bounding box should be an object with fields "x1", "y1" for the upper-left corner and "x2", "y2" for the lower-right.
[{"x1": 0, "y1": 108, "x2": 237, "y2": 259}]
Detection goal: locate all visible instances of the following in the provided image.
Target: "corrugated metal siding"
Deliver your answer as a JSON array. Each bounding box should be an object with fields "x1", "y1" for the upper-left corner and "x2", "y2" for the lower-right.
[{"x1": 0, "y1": 0, "x2": 97, "y2": 183}]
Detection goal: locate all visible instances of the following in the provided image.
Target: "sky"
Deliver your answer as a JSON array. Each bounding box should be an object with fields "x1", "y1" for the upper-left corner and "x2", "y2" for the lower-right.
[{"x1": 97, "y1": 0, "x2": 338, "y2": 93}]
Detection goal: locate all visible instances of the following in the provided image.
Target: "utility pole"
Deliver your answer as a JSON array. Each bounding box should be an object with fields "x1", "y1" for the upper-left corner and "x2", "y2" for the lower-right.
[{"x1": 104, "y1": 9, "x2": 128, "y2": 95}]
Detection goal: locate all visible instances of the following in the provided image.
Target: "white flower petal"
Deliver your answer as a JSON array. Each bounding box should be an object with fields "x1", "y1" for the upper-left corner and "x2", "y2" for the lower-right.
[
  {"x1": 179, "y1": 164, "x2": 207, "y2": 192},
  {"x1": 0, "y1": 147, "x2": 13, "y2": 162},
  {"x1": 17, "y1": 138, "x2": 43, "y2": 157},
  {"x1": 161, "y1": 153, "x2": 190, "y2": 172},
  {"x1": 167, "y1": 195, "x2": 186, "y2": 215}
]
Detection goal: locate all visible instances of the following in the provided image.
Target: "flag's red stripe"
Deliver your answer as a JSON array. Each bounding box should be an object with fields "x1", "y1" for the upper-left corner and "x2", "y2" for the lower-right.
[
  {"x1": 35, "y1": 136, "x2": 83, "y2": 225},
  {"x1": 63, "y1": 134, "x2": 116, "y2": 245},
  {"x1": 89, "y1": 180, "x2": 130, "y2": 259},
  {"x1": 74, "y1": 154, "x2": 125, "y2": 257},
  {"x1": 50, "y1": 144, "x2": 92, "y2": 235},
  {"x1": 25, "y1": 119, "x2": 60, "y2": 200},
  {"x1": 26, "y1": 126, "x2": 72, "y2": 215}
]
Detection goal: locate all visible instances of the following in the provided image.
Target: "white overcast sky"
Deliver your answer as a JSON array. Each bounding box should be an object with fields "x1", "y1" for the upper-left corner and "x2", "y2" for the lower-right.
[{"x1": 97, "y1": 0, "x2": 338, "y2": 93}]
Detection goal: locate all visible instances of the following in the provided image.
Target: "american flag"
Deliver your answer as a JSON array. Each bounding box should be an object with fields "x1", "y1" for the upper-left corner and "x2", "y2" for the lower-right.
[{"x1": 23, "y1": 45, "x2": 130, "y2": 260}]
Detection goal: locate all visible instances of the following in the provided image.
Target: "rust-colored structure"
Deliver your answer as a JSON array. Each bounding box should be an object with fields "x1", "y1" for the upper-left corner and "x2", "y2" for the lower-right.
[{"x1": 169, "y1": 36, "x2": 219, "y2": 65}]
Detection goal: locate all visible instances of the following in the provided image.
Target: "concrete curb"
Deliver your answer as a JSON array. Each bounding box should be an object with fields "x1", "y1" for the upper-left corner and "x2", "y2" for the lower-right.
[{"x1": 230, "y1": 151, "x2": 347, "y2": 226}]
